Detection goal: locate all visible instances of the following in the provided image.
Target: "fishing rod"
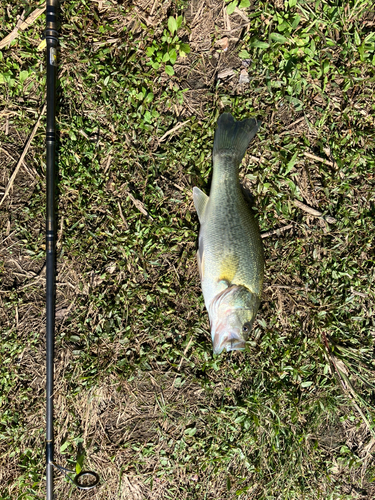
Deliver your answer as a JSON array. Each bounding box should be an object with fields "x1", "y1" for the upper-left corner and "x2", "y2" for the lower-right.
[{"x1": 45, "y1": 1, "x2": 99, "y2": 497}]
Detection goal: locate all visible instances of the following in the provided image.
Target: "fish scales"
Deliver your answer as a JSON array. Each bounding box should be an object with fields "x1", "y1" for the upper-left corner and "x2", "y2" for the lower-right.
[{"x1": 204, "y1": 166, "x2": 263, "y2": 289}]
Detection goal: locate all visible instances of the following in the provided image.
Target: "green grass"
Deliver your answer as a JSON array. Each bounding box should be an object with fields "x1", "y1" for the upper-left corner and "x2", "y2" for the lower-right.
[{"x1": 0, "y1": 0, "x2": 375, "y2": 499}]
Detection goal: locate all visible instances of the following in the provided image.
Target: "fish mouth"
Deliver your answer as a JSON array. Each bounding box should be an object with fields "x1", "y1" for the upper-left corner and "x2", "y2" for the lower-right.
[{"x1": 212, "y1": 330, "x2": 246, "y2": 355}]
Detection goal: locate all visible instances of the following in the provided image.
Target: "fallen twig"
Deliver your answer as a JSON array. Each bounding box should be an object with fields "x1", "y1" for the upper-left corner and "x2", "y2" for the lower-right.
[
  {"x1": 261, "y1": 224, "x2": 293, "y2": 239},
  {"x1": 160, "y1": 174, "x2": 184, "y2": 192},
  {"x1": 159, "y1": 120, "x2": 190, "y2": 142},
  {"x1": 104, "y1": 155, "x2": 112, "y2": 174},
  {"x1": 177, "y1": 336, "x2": 194, "y2": 372},
  {"x1": 293, "y1": 200, "x2": 336, "y2": 224},
  {"x1": 304, "y1": 151, "x2": 334, "y2": 167},
  {"x1": 0, "y1": 8, "x2": 45, "y2": 49},
  {"x1": 150, "y1": 0, "x2": 158, "y2": 16},
  {"x1": 279, "y1": 117, "x2": 307, "y2": 136},
  {"x1": 234, "y1": 6, "x2": 250, "y2": 23},
  {"x1": 0, "y1": 104, "x2": 46, "y2": 206},
  {"x1": 127, "y1": 192, "x2": 153, "y2": 220},
  {"x1": 117, "y1": 201, "x2": 129, "y2": 229}
]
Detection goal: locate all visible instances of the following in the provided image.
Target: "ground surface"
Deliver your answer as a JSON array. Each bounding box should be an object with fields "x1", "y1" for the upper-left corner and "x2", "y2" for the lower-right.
[{"x1": 0, "y1": 0, "x2": 375, "y2": 499}]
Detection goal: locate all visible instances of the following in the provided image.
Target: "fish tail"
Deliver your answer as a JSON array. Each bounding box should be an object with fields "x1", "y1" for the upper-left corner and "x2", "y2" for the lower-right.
[{"x1": 213, "y1": 113, "x2": 261, "y2": 164}]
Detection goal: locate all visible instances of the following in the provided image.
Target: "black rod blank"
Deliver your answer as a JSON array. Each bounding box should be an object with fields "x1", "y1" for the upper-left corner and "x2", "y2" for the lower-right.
[
  {"x1": 45, "y1": 1, "x2": 59, "y2": 499},
  {"x1": 44, "y1": 2, "x2": 99, "y2": 496}
]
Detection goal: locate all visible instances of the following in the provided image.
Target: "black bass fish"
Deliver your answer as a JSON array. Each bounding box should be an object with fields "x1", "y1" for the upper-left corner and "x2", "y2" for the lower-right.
[{"x1": 193, "y1": 113, "x2": 264, "y2": 354}]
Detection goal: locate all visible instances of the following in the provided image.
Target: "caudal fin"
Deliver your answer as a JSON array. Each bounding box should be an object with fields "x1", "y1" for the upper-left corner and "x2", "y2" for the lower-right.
[{"x1": 213, "y1": 113, "x2": 261, "y2": 164}]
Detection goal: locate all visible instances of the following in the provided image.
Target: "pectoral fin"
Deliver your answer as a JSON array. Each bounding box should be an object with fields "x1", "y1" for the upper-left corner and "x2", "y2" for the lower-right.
[{"x1": 193, "y1": 187, "x2": 209, "y2": 223}]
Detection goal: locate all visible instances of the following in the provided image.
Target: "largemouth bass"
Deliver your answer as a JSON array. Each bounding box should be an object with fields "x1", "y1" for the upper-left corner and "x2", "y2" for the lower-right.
[{"x1": 193, "y1": 113, "x2": 264, "y2": 354}]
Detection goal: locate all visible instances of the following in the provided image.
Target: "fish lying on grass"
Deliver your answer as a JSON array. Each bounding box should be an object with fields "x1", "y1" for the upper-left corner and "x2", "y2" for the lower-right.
[{"x1": 193, "y1": 113, "x2": 264, "y2": 354}]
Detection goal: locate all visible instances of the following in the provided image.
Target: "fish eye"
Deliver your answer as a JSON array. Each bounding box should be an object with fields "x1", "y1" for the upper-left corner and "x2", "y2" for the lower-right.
[{"x1": 242, "y1": 323, "x2": 250, "y2": 333}]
